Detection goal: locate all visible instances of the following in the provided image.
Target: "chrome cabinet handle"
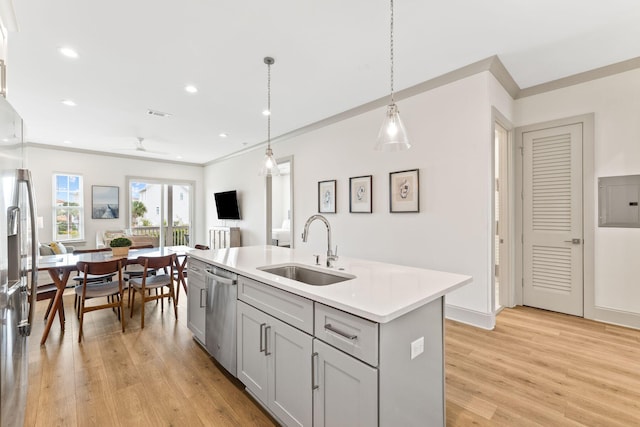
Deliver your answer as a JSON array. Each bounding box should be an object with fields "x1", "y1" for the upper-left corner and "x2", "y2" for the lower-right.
[
  {"x1": 324, "y1": 323, "x2": 357, "y2": 340},
  {"x1": 259, "y1": 323, "x2": 266, "y2": 353},
  {"x1": 264, "y1": 326, "x2": 272, "y2": 355},
  {"x1": 311, "y1": 352, "x2": 319, "y2": 390},
  {"x1": 199, "y1": 288, "x2": 206, "y2": 308}
]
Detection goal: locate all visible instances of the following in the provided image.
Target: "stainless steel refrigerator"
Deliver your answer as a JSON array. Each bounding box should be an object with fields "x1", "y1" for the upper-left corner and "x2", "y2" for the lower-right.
[{"x1": 0, "y1": 96, "x2": 37, "y2": 427}]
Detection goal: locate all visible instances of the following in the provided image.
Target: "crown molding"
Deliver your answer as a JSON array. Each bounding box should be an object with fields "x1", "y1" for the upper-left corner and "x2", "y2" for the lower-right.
[
  {"x1": 25, "y1": 142, "x2": 202, "y2": 167},
  {"x1": 516, "y1": 56, "x2": 640, "y2": 99}
]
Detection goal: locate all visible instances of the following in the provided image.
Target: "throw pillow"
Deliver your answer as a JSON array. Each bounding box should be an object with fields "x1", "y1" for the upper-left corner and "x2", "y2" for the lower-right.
[
  {"x1": 49, "y1": 241, "x2": 67, "y2": 254},
  {"x1": 39, "y1": 244, "x2": 55, "y2": 256}
]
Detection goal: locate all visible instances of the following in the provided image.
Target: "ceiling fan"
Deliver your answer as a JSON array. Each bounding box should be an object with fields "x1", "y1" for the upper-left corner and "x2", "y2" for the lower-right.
[{"x1": 116, "y1": 137, "x2": 168, "y2": 155}]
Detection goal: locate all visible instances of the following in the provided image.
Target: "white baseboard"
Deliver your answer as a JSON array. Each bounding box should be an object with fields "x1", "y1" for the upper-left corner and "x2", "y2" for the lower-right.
[
  {"x1": 590, "y1": 306, "x2": 640, "y2": 330},
  {"x1": 445, "y1": 304, "x2": 495, "y2": 330}
]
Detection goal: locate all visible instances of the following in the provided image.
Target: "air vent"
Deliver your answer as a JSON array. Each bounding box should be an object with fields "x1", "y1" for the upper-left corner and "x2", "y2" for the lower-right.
[{"x1": 146, "y1": 109, "x2": 172, "y2": 117}]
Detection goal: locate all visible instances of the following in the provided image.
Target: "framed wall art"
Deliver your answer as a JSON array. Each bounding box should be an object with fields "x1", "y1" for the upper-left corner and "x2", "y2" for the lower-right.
[
  {"x1": 92, "y1": 185, "x2": 119, "y2": 219},
  {"x1": 349, "y1": 175, "x2": 372, "y2": 213},
  {"x1": 389, "y1": 169, "x2": 419, "y2": 213},
  {"x1": 318, "y1": 180, "x2": 337, "y2": 213}
]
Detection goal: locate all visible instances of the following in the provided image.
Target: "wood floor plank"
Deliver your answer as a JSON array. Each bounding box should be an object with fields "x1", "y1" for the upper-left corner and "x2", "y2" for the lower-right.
[
  {"x1": 445, "y1": 306, "x2": 640, "y2": 426},
  {"x1": 26, "y1": 293, "x2": 640, "y2": 426}
]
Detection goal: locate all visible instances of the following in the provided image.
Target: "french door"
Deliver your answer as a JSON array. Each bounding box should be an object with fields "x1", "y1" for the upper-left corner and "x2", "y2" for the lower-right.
[{"x1": 127, "y1": 177, "x2": 194, "y2": 246}]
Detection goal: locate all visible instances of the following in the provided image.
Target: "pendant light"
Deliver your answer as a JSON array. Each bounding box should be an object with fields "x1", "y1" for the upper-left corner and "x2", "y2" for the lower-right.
[
  {"x1": 375, "y1": 0, "x2": 411, "y2": 151},
  {"x1": 259, "y1": 56, "x2": 280, "y2": 176}
]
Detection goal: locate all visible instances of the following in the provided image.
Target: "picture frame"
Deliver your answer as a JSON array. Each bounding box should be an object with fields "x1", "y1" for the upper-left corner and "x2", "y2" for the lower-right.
[
  {"x1": 92, "y1": 185, "x2": 119, "y2": 219},
  {"x1": 349, "y1": 175, "x2": 372, "y2": 213},
  {"x1": 389, "y1": 169, "x2": 419, "y2": 213},
  {"x1": 318, "y1": 180, "x2": 337, "y2": 213}
]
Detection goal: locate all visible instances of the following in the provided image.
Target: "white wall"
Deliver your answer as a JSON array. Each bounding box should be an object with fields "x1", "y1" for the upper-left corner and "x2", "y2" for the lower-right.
[
  {"x1": 25, "y1": 146, "x2": 205, "y2": 248},
  {"x1": 206, "y1": 72, "x2": 507, "y2": 327},
  {"x1": 515, "y1": 68, "x2": 640, "y2": 317}
]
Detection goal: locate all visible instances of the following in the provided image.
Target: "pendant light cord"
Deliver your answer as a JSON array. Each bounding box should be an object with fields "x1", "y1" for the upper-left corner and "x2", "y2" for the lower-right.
[
  {"x1": 267, "y1": 61, "x2": 271, "y2": 149},
  {"x1": 390, "y1": 0, "x2": 395, "y2": 104}
]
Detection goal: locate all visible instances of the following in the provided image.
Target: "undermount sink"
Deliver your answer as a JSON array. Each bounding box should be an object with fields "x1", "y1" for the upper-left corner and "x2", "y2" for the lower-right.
[{"x1": 258, "y1": 264, "x2": 355, "y2": 286}]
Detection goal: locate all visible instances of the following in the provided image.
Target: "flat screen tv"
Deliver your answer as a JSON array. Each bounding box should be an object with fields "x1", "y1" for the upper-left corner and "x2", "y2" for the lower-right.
[{"x1": 214, "y1": 190, "x2": 241, "y2": 220}]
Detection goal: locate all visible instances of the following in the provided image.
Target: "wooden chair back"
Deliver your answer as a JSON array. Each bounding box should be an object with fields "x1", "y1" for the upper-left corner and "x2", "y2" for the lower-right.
[
  {"x1": 136, "y1": 254, "x2": 175, "y2": 272},
  {"x1": 76, "y1": 258, "x2": 123, "y2": 278}
]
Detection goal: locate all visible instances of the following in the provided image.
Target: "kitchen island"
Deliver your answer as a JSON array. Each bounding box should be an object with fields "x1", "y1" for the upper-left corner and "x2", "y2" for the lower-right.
[{"x1": 188, "y1": 245, "x2": 471, "y2": 426}]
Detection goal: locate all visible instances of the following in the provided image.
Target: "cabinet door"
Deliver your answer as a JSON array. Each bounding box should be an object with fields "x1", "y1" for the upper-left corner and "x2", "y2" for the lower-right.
[
  {"x1": 237, "y1": 301, "x2": 269, "y2": 403},
  {"x1": 186, "y1": 276, "x2": 206, "y2": 344},
  {"x1": 313, "y1": 339, "x2": 378, "y2": 427},
  {"x1": 268, "y1": 316, "x2": 313, "y2": 427}
]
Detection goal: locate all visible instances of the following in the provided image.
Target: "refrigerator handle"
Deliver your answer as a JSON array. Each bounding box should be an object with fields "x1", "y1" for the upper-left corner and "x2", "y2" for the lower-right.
[{"x1": 18, "y1": 168, "x2": 38, "y2": 333}]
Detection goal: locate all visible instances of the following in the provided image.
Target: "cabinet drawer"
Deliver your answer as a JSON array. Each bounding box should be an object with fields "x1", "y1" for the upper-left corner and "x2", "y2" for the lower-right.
[
  {"x1": 238, "y1": 276, "x2": 314, "y2": 334},
  {"x1": 314, "y1": 303, "x2": 379, "y2": 367},
  {"x1": 187, "y1": 257, "x2": 206, "y2": 281}
]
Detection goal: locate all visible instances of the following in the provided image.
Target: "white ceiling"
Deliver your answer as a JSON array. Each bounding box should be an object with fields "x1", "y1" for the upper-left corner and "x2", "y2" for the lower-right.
[{"x1": 6, "y1": 0, "x2": 640, "y2": 164}]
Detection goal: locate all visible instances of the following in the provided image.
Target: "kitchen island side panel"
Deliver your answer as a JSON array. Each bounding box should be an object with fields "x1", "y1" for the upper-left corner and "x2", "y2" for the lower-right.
[{"x1": 379, "y1": 297, "x2": 445, "y2": 426}]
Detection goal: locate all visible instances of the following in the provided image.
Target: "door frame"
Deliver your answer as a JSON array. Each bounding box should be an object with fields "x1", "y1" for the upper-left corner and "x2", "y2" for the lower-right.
[
  {"x1": 514, "y1": 113, "x2": 595, "y2": 318},
  {"x1": 491, "y1": 107, "x2": 515, "y2": 311}
]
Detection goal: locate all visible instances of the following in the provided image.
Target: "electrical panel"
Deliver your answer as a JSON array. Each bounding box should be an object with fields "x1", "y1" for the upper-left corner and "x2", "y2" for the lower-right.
[{"x1": 598, "y1": 175, "x2": 640, "y2": 227}]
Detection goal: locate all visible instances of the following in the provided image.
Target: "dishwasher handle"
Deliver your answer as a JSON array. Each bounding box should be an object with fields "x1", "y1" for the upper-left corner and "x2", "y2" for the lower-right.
[{"x1": 204, "y1": 269, "x2": 237, "y2": 286}]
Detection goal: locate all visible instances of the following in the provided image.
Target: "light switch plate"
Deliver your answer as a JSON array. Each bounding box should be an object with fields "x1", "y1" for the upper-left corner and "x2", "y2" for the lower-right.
[{"x1": 411, "y1": 337, "x2": 424, "y2": 360}]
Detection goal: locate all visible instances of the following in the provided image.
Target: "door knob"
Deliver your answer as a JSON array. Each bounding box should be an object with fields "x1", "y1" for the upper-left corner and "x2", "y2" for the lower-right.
[{"x1": 563, "y1": 238, "x2": 582, "y2": 244}]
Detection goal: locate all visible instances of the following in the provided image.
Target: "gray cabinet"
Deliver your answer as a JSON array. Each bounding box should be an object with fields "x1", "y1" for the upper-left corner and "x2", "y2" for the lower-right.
[
  {"x1": 186, "y1": 258, "x2": 207, "y2": 344},
  {"x1": 237, "y1": 301, "x2": 312, "y2": 426},
  {"x1": 313, "y1": 339, "x2": 378, "y2": 427},
  {"x1": 236, "y1": 276, "x2": 446, "y2": 426}
]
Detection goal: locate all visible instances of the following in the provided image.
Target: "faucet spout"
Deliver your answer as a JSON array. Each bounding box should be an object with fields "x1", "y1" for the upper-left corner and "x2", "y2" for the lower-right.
[{"x1": 301, "y1": 214, "x2": 337, "y2": 267}]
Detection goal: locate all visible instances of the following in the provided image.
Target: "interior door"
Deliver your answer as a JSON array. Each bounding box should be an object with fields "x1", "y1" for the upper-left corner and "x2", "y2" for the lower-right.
[{"x1": 522, "y1": 123, "x2": 583, "y2": 316}]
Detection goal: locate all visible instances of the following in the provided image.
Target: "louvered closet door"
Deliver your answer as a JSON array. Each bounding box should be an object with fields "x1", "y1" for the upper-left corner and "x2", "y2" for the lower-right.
[{"x1": 523, "y1": 123, "x2": 583, "y2": 316}]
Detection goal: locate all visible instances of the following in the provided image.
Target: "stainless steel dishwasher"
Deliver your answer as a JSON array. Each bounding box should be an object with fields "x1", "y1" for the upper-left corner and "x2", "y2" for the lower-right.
[{"x1": 204, "y1": 266, "x2": 238, "y2": 377}]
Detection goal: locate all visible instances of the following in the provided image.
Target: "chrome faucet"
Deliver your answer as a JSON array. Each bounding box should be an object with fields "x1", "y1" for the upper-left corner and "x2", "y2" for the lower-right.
[{"x1": 301, "y1": 214, "x2": 338, "y2": 267}]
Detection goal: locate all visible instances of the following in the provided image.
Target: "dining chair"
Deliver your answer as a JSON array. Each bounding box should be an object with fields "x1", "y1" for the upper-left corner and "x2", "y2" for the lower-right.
[
  {"x1": 129, "y1": 254, "x2": 178, "y2": 329},
  {"x1": 72, "y1": 248, "x2": 115, "y2": 316},
  {"x1": 75, "y1": 258, "x2": 126, "y2": 342},
  {"x1": 123, "y1": 244, "x2": 156, "y2": 306}
]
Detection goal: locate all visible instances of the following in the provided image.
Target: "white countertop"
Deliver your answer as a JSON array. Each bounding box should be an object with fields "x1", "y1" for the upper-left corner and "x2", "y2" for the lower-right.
[{"x1": 189, "y1": 245, "x2": 472, "y2": 323}]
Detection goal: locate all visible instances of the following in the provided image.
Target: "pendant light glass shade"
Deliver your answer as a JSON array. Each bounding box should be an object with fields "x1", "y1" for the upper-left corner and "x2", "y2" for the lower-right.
[
  {"x1": 376, "y1": 0, "x2": 410, "y2": 151},
  {"x1": 259, "y1": 56, "x2": 280, "y2": 176},
  {"x1": 375, "y1": 103, "x2": 410, "y2": 151},
  {"x1": 259, "y1": 146, "x2": 280, "y2": 176}
]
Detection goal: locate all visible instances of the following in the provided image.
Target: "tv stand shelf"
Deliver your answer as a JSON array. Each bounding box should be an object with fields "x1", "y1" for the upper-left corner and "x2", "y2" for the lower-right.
[{"x1": 209, "y1": 226, "x2": 241, "y2": 249}]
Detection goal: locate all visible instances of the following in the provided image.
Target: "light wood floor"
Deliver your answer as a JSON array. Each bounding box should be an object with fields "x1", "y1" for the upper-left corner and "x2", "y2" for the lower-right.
[
  {"x1": 25, "y1": 292, "x2": 277, "y2": 426},
  {"x1": 446, "y1": 306, "x2": 640, "y2": 426},
  {"x1": 26, "y1": 295, "x2": 640, "y2": 426}
]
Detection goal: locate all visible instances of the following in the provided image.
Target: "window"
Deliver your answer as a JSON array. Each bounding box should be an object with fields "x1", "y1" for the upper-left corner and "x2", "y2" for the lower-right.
[{"x1": 53, "y1": 173, "x2": 84, "y2": 241}]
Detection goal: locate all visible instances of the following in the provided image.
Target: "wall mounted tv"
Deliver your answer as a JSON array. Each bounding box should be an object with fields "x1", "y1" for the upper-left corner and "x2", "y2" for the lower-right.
[{"x1": 214, "y1": 190, "x2": 241, "y2": 220}]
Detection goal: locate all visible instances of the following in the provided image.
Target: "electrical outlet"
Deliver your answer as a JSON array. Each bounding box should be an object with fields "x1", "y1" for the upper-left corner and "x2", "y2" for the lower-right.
[{"x1": 411, "y1": 337, "x2": 424, "y2": 360}]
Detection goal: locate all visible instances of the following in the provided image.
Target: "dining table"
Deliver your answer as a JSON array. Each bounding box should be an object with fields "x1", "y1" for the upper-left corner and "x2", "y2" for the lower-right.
[{"x1": 37, "y1": 245, "x2": 193, "y2": 345}]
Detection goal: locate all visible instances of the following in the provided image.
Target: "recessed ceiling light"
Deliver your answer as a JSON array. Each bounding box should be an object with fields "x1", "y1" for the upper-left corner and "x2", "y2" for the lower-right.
[
  {"x1": 176, "y1": 155, "x2": 183, "y2": 159},
  {"x1": 262, "y1": 109, "x2": 271, "y2": 116},
  {"x1": 219, "y1": 133, "x2": 228, "y2": 138},
  {"x1": 61, "y1": 99, "x2": 76, "y2": 106},
  {"x1": 185, "y1": 85, "x2": 198, "y2": 93},
  {"x1": 63, "y1": 140, "x2": 72, "y2": 144},
  {"x1": 2, "y1": 138, "x2": 9, "y2": 142},
  {"x1": 58, "y1": 47, "x2": 79, "y2": 59}
]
